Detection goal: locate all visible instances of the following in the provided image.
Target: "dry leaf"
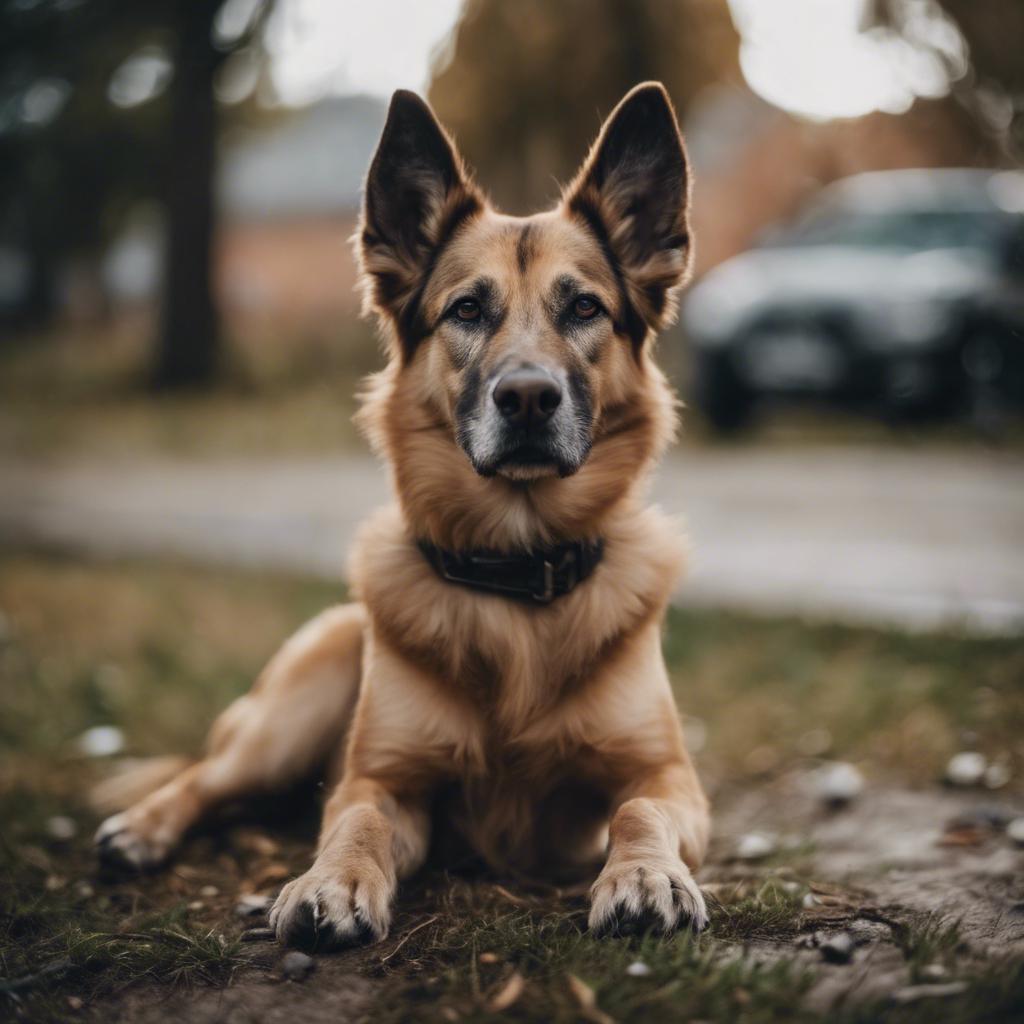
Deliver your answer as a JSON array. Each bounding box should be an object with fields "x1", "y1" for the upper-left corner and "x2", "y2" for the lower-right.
[
  {"x1": 492, "y1": 884, "x2": 529, "y2": 906},
  {"x1": 234, "y1": 831, "x2": 280, "y2": 857},
  {"x1": 937, "y1": 826, "x2": 987, "y2": 848},
  {"x1": 566, "y1": 973, "x2": 615, "y2": 1024},
  {"x1": 487, "y1": 972, "x2": 525, "y2": 1012},
  {"x1": 248, "y1": 863, "x2": 291, "y2": 889}
]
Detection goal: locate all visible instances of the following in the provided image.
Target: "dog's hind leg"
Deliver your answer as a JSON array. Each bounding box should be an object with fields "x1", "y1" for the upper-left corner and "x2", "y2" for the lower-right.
[{"x1": 95, "y1": 603, "x2": 366, "y2": 870}]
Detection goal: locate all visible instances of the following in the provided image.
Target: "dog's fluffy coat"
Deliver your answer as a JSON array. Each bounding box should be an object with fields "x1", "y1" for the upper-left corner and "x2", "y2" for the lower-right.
[{"x1": 95, "y1": 82, "x2": 711, "y2": 946}]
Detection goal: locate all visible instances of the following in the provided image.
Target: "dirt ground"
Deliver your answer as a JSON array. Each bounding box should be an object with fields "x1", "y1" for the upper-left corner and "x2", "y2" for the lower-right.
[{"x1": 5, "y1": 779, "x2": 1020, "y2": 1024}]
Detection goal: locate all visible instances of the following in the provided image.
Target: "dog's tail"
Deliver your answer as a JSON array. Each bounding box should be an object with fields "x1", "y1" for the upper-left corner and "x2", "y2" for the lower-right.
[{"x1": 90, "y1": 755, "x2": 192, "y2": 816}]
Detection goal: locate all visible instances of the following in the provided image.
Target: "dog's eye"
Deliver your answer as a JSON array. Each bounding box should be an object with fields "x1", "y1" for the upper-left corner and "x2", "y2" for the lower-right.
[
  {"x1": 573, "y1": 296, "x2": 600, "y2": 320},
  {"x1": 454, "y1": 299, "x2": 481, "y2": 322}
]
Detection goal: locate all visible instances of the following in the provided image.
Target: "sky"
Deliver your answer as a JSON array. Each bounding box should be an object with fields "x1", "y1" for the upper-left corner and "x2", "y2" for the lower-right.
[{"x1": 264, "y1": 0, "x2": 963, "y2": 121}]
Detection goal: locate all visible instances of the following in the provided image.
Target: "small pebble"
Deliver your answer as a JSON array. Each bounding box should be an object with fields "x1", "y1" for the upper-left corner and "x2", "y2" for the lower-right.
[
  {"x1": 75, "y1": 725, "x2": 125, "y2": 758},
  {"x1": 984, "y1": 762, "x2": 1012, "y2": 790},
  {"x1": 682, "y1": 717, "x2": 707, "y2": 754},
  {"x1": 949, "y1": 806, "x2": 1011, "y2": 830},
  {"x1": 1007, "y1": 818, "x2": 1024, "y2": 847},
  {"x1": 945, "y1": 752, "x2": 986, "y2": 787},
  {"x1": 735, "y1": 832, "x2": 776, "y2": 861},
  {"x1": 802, "y1": 892, "x2": 820, "y2": 910},
  {"x1": 626, "y1": 961, "x2": 652, "y2": 977},
  {"x1": 796, "y1": 727, "x2": 833, "y2": 757},
  {"x1": 815, "y1": 762, "x2": 864, "y2": 807},
  {"x1": 46, "y1": 816, "x2": 78, "y2": 841},
  {"x1": 235, "y1": 893, "x2": 274, "y2": 917},
  {"x1": 891, "y1": 981, "x2": 968, "y2": 1004},
  {"x1": 199, "y1": 885, "x2": 220, "y2": 898},
  {"x1": 240, "y1": 926, "x2": 276, "y2": 942},
  {"x1": 280, "y1": 950, "x2": 315, "y2": 981},
  {"x1": 920, "y1": 963, "x2": 949, "y2": 982},
  {"x1": 819, "y1": 931, "x2": 855, "y2": 964}
]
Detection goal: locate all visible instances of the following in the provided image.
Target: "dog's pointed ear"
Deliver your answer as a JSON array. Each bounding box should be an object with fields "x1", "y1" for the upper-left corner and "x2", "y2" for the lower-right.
[
  {"x1": 358, "y1": 90, "x2": 483, "y2": 353},
  {"x1": 564, "y1": 82, "x2": 691, "y2": 345}
]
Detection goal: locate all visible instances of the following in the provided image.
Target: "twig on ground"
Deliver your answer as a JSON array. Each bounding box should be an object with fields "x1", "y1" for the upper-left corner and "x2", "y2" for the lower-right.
[
  {"x1": 380, "y1": 915, "x2": 439, "y2": 964},
  {"x1": 0, "y1": 957, "x2": 73, "y2": 994}
]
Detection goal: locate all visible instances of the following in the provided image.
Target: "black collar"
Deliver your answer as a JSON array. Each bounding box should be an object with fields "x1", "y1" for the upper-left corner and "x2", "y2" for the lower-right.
[{"x1": 417, "y1": 537, "x2": 604, "y2": 604}]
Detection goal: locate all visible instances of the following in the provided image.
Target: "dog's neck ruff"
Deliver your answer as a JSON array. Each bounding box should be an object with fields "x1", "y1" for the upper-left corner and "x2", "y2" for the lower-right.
[{"x1": 417, "y1": 538, "x2": 604, "y2": 604}]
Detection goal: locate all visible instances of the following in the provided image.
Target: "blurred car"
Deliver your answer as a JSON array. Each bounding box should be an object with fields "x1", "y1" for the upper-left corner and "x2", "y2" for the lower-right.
[{"x1": 684, "y1": 169, "x2": 1024, "y2": 433}]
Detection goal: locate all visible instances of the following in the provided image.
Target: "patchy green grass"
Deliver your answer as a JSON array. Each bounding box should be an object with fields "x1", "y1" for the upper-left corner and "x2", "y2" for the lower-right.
[
  {"x1": 1, "y1": 553, "x2": 1022, "y2": 1021},
  {"x1": 663, "y1": 605, "x2": 1024, "y2": 786},
  {"x1": 367, "y1": 886, "x2": 815, "y2": 1023},
  {"x1": 0, "y1": 875, "x2": 245, "y2": 1022},
  {"x1": 889, "y1": 914, "x2": 965, "y2": 982}
]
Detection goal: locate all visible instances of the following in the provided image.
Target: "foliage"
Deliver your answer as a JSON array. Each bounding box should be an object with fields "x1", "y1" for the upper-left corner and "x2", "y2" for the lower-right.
[
  {"x1": 871, "y1": 0, "x2": 1024, "y2": 161},
  {"x1": 428, "y1": 0, "x2": 740, "y2": 212}
]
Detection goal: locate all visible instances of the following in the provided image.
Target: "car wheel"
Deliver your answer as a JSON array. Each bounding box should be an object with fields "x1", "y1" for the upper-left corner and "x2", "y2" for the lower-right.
[{"x1": 693, "y1": 353, "x2": 753, "y2": 435}]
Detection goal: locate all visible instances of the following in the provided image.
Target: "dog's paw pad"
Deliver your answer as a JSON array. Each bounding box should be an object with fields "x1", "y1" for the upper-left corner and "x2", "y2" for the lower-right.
[
  {"x1": 271, "y1": 873, "x2": 389, "y2": 952},
  {"x1": 589, "y1": 862, "x2": 708, "y2": 937},
  {"x1": 94, "y1": 813, "x2": 169, "y2": 872}
]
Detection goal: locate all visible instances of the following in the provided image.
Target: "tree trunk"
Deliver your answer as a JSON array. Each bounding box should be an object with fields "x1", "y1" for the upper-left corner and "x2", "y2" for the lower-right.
[{"x1": 153, "y1": 1, "x2": 220, "y2": 390}]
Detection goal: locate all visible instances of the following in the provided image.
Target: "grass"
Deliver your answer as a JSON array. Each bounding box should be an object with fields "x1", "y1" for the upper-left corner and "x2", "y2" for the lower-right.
[
  {"x1": 664, "y1": 605, "x2": 1024, "y2": 786},
  {"x1": 0, "y1": 552, "x2": 1022, "y2": 1021},
  {"x1": 366, "y1": 886, "x2": 815, "y2": 1023},
  {"x1": 0, "y1": 877, "x2": 245, "y2": 1021},
  {"x1": 890, "y1": 914, "x2": 965, "y2": 982}
]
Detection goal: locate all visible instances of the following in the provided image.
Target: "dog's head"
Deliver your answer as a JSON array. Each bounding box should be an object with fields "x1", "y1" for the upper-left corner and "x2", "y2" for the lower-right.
[{"x1": 356, "y1": 83, "x2": 691, "y2": 543}]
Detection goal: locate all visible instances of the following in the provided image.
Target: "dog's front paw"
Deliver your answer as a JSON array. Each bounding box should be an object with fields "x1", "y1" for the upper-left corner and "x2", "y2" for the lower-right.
[
  {"x1": 269, "y1": 863, "x2": 393, "y2": 951},
  {"x1": 94, "y1": 811, "x2": 175, "y2": 872},
  {"x1": 588, "y1": 858, "x2": 708, "y2": 937}
]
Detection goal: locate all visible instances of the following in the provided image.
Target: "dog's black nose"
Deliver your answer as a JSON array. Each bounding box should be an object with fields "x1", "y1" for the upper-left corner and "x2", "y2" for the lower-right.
[{"x1": 493, "y1": 368, "x2": 562, "y2": 426}]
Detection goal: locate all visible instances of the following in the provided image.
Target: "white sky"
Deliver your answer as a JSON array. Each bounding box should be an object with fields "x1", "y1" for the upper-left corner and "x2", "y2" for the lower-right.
[
  {"x1": 265, "y1": 0, "x2": 463, "y2": 106},
  {"x1": 265, "y1": 0, "x2": 963, "y2": 121}
]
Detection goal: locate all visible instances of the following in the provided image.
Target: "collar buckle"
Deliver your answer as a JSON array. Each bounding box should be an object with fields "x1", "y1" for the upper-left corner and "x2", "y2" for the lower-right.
[{"x1": 531, "y1": 559, "x2": 555, "y2": 603}]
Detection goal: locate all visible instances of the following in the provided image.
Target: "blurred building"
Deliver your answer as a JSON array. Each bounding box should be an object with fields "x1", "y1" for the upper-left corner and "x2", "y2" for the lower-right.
[{"x1": 102, "y1": 94, "x2": 386, "y2": 329}]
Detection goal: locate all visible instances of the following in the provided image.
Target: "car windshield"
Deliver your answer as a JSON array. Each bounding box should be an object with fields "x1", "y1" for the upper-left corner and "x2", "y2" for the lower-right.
[{"x1": 766, "y1": 209, "x2": 1007, "y2": 253}]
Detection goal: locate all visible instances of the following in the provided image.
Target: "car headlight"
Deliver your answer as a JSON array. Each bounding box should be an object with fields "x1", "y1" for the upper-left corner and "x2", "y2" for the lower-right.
[{"x1": 864, "y1": 299, "x2": 955, "y2": 348}]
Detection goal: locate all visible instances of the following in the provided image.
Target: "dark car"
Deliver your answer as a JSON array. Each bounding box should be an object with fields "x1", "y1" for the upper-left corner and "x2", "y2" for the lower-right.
[{"x1": 684, "y1": 169, "x2": 1024, "y2": 433}]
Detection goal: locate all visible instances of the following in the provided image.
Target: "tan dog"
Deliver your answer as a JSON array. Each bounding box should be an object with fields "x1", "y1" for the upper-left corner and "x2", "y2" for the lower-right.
[{"x1": 95, "y1": 81, "x2": 710, "y2": 948}]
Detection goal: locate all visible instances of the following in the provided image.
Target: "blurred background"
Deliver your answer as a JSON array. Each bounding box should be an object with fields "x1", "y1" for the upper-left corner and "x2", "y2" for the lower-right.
[{"x1": 1, "y1": 0, "x2": 1022, "y2": 632}]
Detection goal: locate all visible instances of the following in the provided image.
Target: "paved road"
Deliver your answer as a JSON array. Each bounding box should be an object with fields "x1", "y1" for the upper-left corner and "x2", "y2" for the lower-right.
[{"x1": 2, "y1": 447, "x2": 1022, "y2": 633}]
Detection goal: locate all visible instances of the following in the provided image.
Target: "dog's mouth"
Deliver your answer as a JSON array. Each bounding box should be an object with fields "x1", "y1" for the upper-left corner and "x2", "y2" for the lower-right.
[
  {"x1": 494, "y1": 442, "x2": 563, "y2": 480},
  {"x1": 467, "y1": 434, "x2": 588, "y2": 481}
]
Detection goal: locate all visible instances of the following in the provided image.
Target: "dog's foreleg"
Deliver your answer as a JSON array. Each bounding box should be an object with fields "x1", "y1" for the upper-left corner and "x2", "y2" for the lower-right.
[
  {"x1": 588, "y1": 760, "x2": 710, "y2": 936},
  {"x1": 270, "y1": 774, "x2": 429, "y2": 949},
  {"x1": 95, "y1": 603, "x2": 366, "y2": 870}
]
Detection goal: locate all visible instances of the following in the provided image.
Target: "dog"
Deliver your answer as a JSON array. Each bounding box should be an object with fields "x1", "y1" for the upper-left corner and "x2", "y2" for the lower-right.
[{"x1": 95, "y1": 81, "x2": 710, "y2": 948}]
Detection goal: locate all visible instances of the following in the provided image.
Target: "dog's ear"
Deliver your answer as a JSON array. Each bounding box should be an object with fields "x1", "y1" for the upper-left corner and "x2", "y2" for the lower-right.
[
  {"x1": 564, "y1": 82, "x2": 691, "y2": 346},
  {"x1": 358, "y1": 90, "x2": 482, "y2": 355}
]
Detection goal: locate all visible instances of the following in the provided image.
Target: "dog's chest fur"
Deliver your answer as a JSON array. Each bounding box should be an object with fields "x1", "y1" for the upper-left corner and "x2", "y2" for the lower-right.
[{"x1": 351, "y1": 503, "x2": 685, "y2": 730}]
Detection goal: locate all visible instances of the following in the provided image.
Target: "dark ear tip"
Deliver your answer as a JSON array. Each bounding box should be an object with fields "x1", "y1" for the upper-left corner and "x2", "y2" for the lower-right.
[
  {"x1": 387, "y1": 89, "x2": 433, "y2": 122},
  {"x1": 617, "y1": 81, "x2": 675, "y2": 120}
]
